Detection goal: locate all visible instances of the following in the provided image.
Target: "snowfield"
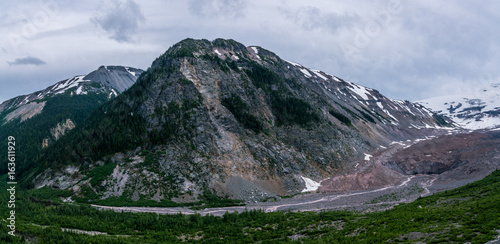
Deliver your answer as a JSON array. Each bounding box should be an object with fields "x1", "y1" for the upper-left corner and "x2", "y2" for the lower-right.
[{"x1": 418, "y1": 83, "x2": 500, "y2": 130}]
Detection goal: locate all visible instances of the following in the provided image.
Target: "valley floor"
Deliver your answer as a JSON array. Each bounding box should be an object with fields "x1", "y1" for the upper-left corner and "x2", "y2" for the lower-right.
[
  {"x1": 90, "y1": 170, "x2": 490, "y2": 217},
  {"x1": 92, "y1": 129, "x2": 500, "y2": 217},
  {"x1": 92, "y1": 174, "x2": 434, "y2": 216},
  {"x1": 2, "y1": 129, "x2": 500, "y2": 243},
  {"x1": 3, "y1": 169, "x2": 500, "y2": 243}
]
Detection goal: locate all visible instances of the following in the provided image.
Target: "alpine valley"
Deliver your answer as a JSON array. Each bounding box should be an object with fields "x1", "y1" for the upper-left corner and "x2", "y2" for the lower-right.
[{"x1": 1, "y1": 38, "x2": 500, "y2": 243}]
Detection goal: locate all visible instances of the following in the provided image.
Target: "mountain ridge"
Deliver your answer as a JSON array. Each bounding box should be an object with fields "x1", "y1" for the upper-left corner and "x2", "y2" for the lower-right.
[
  {"x1": 0, "y1": 65, "x2": 143, "y2": 118},
  {"x1": 23, "y1": 38, "x2": 452, "y2": 203}
]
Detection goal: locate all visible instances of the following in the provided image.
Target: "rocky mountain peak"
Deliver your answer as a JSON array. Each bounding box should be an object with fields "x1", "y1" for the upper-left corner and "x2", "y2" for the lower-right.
[
  {"x1": 83, "y1": 65, "x2": 143, "y2": 93},
  {"x1": 211, "y1": 38, "x2": 249, "y2": 53},
  {"x1": 156, "y1": 38, "x2": 275, "y2": 66},
  {"x1": 26, "y1": 38, "x2": 455, "y2": 203},
  {"x1": 0, "y1": 65, "x2": 144, "y2": 117}
]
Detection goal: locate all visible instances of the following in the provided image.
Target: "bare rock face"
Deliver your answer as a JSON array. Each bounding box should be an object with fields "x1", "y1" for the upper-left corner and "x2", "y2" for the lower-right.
[
  {"x1": 51, "y1": 119, "x2": 76, "y2": 140},
  {"x1": 319, "y1": 129, "x2": 500, "y2": 194},
  {"x1": 41, "y1": 119, "x2": 76, "y2": 148},
  {"x1": 318, "y1": 162, "x2": 404, "y2": 193},
  {"x1": 31, "y1": 38, "x2": 453, "y2": 202},
  {"x1": 3, "y1": 101, "x2": 46, "y2": 124},
  {"x1": 33, "y1": 165, "x2": 82, "y2": 189},
  {"x1": 385, "y1": 131, "x2": 499, "y2": 175},
  {"x1": 83, "y1": 66, "x2": 143, "y2": 93}
]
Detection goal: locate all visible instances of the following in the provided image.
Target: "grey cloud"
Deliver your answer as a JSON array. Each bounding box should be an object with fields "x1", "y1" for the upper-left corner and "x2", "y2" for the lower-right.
[
  {"x1": 281, "y1": 6, "x2": 360, "y2": 34},
  {"x1": 8, "y1": 56, "x2": 46, "y2": 66},
  {"x1": 91, "y1": 0, "x2": 145, "y2": 42},
  {"x1": 188, "y1": 0, "x2": 247, "y2": 19},
  {"x1": 375, "y1": 2, "x2": 500, "y2": 97}
]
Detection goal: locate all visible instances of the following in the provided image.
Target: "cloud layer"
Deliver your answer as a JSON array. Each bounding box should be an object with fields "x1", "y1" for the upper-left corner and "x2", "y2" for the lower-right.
[
  {"x1": 188, "y1": 0, "x2": 247, "y2": 19},
  {"x1": 91, "y1": 0, "x2": 145, "y2": 42},
  {"x1": 1, "y1": 0, "x2": 499, "y2": 103},
  {"x1": 8, "y1": 56, "x2": 46, "y2": 66},
  {"x1": 280, "y1": 6, "x2": 360, "y2": 34}
]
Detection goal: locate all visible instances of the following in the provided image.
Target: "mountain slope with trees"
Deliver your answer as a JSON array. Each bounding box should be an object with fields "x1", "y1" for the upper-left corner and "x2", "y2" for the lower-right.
[
  {"x1": 23, "y1": 38, "x2": 452, "y2": 204},
  {"x1": 1, "y1": 168, "x2": 499, "y2": 243},
  {"x1": 0, "y1": 66, "x2": 143, "y2": 180}
]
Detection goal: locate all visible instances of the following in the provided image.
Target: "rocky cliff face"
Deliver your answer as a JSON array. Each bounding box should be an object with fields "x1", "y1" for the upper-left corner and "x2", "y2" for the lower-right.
[
  {"x1": 83, "y1": 66, "x2": 144, "y2": 93},
  {"x1": 384, "y1": 132, "x2": 494, "y2": 175},
  {"x1": 32, "y1": 38, "x2": 452, "y2": 202}
]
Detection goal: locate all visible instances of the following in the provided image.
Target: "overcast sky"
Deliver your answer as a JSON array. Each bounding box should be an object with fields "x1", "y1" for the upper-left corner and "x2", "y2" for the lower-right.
[{"x1": 1, "y1": 0, "x2": 500, "y2": 103}]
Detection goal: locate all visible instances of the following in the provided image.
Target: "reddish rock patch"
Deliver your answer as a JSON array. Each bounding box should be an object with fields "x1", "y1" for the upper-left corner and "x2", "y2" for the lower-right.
[
  {"x1": 318, "y1": 162, "x2": 403, "y2": 193},
  {"x1": 385, "y1": 131, "x2": 498, "y2": 175}
]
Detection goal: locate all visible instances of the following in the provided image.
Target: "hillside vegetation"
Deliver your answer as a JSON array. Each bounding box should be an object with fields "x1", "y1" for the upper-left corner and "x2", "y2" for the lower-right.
[{"x1": 1, "y1": 170, "x2": 499, "y2": 243}]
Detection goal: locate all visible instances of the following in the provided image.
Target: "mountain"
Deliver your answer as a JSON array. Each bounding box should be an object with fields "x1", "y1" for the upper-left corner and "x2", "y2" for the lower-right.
[
  {"x1": 0, "y1": 65, "x2": 143, "y2": 116},
  {"x1": 0, "y1": 65, "x2": 144, "y2": 177},
  {"x1": 417, "y1": 83, "x2": 500, "y2": 130},
  {"x1": 27, "y1": 38, "x2": 451, "y2": 203}
]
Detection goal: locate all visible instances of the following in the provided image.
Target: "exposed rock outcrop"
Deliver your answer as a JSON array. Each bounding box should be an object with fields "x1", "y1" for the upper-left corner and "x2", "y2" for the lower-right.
[
  {"x1": 385, "y1": 132, "x2": 490, "y2": 175},
  {"x1": 3, "y1": 101, "x2": 46, "y2": 124},
  {"x1": 51, "y1": 119, "x2": 76, "y2": 140}
]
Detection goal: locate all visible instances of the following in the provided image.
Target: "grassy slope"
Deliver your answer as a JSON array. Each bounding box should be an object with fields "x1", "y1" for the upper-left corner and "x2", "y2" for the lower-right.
[{"x1": 1, "y1": 170, "x2": 499, "y2": 243}]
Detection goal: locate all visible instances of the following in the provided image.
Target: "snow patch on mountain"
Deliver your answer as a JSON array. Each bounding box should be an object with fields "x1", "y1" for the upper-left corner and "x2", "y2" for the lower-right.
[
  {"x1": 284, "y1": 60, "x2": 302, "y2": 67},
  {"x1": 249, "y1": 46, "x2": 261, "y2": 59},
  {"x1": 300, "y1": 68, "x2": 312, "y2": 78},
  {"x1": 53, "y1": 75, "x2": 91, "y2": 95},
  {"x1": 347, "y1": 83, "x2": 371, "y2": 100},
  {"x1": 301, "y1": 176, "x2": 321, "y2": 192},
  {"x1": 125, "y1": 67, "x2": 136, "y2": 76},
  {"x1": 311, "y1": 70, "x2": 328, "y2": 81},
  {"x1": 418, "y1": 83, "x2": 500, "y2": 130},
  {"x1": 364, "y1": 153, "x2": 372, "y2": 161},
  {"x1": 75, "y1": 86, "x2": 87, "y2": 95},
  {"x1": 0, "y1": 65, "x2": 144, "y2": 124},
  {"x1": 108, "y1": 89, "x2": 118, "y2": 99},
  {"x1": 276, "y1": 57, "x2": 449, "y2": 131}
]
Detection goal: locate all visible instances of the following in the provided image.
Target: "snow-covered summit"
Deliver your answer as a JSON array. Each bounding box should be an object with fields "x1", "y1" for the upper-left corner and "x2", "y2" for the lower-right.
[
  {"x1": 417, "y1": 83, "x2": 500, "y2": 130},
  {"x1": 0, "y1": 65, "x2": 144, "y2": 121}
]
